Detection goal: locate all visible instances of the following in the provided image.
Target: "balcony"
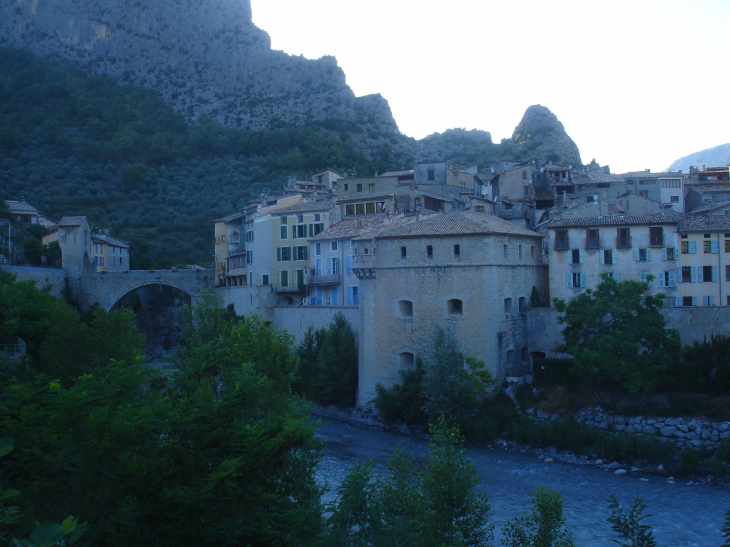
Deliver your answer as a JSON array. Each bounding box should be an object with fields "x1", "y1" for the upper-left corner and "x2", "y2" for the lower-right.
[
  {"x1": 307, "y1": 274, "x2": 341, "y2": 286},
  {"x1": 554, "y1": 239, "x2": 570, "y2": 251},
  {"x1": 228, "y1": 235, "x2": 240, "y2": 244},
  {"x1": 585, "y1": 237, "x2": 602, "y2": 250},
  {"x1": 616, "y1": 237, "x2": 632, "y2": 248},
  {"x1": 649, "y1": 234, "x2": 665, "y2": 247},
  {"x1": 271, "y1": 283, "x2": 305, "y2": 293}
]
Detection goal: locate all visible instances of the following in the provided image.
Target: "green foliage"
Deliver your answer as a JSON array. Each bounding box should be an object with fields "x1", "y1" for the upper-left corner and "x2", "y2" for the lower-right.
[
  {"x1": 606, "y1": 496, "x2": 656, "y2": 547},
  {"x1": 722, "y1": 507, "x2": 730, "y2": 546},
  {"x1": 294, "y1": 312, "x2": 358, "y2": 408},
  {"x1": 532, "y1": 358, "x2": 577, "y2": 387},
  {"x1": 374, "y1": 356, "x2": 426, "y2": 424},
  {"x1": 530, "y1": 285, "x2": 546, "y2": 308},
  {"x1": 553, "y1": 272, "x2": 681, "y2": 393},
  {"x1": 325, "y1": 420, "x2": 493, "y2": 547},
  {"x1": 501, "y1": 485, "x2": 575, "y2": 547},
  {"x1": 680, "y1": 334, "x2": 730, "y2": 395},
  {"x1": 679, "y1": 446, "x2": 703, "y2": 474},
  {"x1": 21, "y1": 237, "x2": 42, "y2": 265},
  {"x1": 13, "y1": 515, "x2": 87, "y2": 547},
  {"x1": 0, "y1": 47, "x2": 399, "y2": 267},
  {"x1": 0, "y1": 290, "x2": 323, "y2": 546},
  {"x1": 422, "y1": 326, "x2": 491, "y2": 426}
]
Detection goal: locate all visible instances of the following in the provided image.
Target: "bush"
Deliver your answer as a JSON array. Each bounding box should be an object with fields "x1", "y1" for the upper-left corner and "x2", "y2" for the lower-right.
[
  {"x1": 374, "y1": 356, "x2": 425, "y2": 424},
  {"x1": 533, "y1": 358, "x2": 577, "y2": 387}
]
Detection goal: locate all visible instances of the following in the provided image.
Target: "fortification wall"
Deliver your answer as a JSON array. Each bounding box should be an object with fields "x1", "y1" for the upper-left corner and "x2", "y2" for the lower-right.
[
  {"x1": 271, "y1": 305, "x2": 358, "y2": 344},
  {"x1": 1, "y1": 265, "x2": 66, "y2": 297}
]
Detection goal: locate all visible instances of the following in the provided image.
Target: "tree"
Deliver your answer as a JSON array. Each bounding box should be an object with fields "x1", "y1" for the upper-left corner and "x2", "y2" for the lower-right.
[
  {"x1": 21, "y1": 237, "x2": 43, "y2": 266},
  {"x1": 502, "y1": 485, "x2": 575, "y2": 547},
  {"x1": 421, "y1": 326, "x2": 495, "y2": 425},
  {"x1": 606, "y1": 496, "x2": 656, "y2": 547},
  {"x1": 553, "y1": 272, "x2": 681, "y2": 393}
]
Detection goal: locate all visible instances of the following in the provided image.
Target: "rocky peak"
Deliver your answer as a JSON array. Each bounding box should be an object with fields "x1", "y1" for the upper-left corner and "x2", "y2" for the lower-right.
[
  {"x1": 511, "y1": 105, "x2": 582, "y2": 167},
  {"x1": 0, "y1": 0, "x2": 399, "y2": 134}
]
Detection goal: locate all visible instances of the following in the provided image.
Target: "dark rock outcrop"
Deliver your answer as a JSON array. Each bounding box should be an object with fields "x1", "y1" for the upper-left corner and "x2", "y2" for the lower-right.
[
  {"x1": 0, "y1": 0, "x2": 398, "y2": 134},
  {"x1": 511, "y1": 105, "x2": 582, "y2": 167}
]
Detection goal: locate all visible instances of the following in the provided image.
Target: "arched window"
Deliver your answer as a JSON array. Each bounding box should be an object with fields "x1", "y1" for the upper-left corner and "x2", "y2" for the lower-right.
[
  {"x1": 447, "y1": 299, "x2": 463, "y2": 316},
  {"x1": 504, "y1": 298, "x2": 512, "y2": 313},
  {"x1": 521, "y1": 347, "x2": 529, "y2": 362},
  {"x1": 518, "y1": 297, "x2": 527, "y2": 312},
  {"x1": 400, "y1": 352, "x2": 415, "y2": 368},
  {"x1": 506, "y1": 349, "x2": 514, "y2": 364},
  {"x1": 399, "y1": 300, "x2": 414, "y2": 317}
]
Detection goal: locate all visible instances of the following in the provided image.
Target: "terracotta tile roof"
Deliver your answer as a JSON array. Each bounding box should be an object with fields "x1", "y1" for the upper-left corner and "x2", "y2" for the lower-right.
[
  {"x1": 215, "y1": 212, "x2": 245, "y2": 223},
  {"x1": 375, "y1": 211, "x2": 542, "y2": 239},
  {"x1": 92, "y1": 233, "x2": 129, "y2": 248},
  {"x1": 678, "y1": 216, "x2": 730, "y2": 232},
  {"x1": 548, "y1": 213, "x2": 680, "y2": 229},
  {"x1": 271, "y1": 200, "x2": 333, "y2": 215},
  {"x1": 311, "y1": 213, "x2": 436, "y2": 242},
  {"x1": 380, "y1": 170, "x2": 414, "y2": 177},
  {"x1": 687, "y1": 201, "x2": 730, "y2": 214},
  {"x1": 58, "y1": 216, "x2": 86, "y2": 227},
  {"x1": 4, "y1": 200, "x2": 38, "y2": 213}
]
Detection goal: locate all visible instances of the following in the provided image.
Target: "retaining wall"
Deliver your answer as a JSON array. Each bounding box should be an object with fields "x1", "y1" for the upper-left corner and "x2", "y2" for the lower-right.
[
  {"x1": 271, "y1": 305, "x2": 359, "y2": 344},
  {"x1": 1, "y1": 265, "x2": 66, "y2": 297}
]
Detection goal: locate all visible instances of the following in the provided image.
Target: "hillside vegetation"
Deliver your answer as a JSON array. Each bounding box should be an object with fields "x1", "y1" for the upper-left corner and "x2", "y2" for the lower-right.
[{"x1": 0, "y1": 48, "x2": 395, "y2": 268}]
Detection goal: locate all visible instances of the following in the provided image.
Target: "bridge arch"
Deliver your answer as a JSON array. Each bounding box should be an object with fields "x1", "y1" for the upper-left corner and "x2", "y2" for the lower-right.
[{"x1": 106, "y1": 281, "x2": 195, "y2": 311}]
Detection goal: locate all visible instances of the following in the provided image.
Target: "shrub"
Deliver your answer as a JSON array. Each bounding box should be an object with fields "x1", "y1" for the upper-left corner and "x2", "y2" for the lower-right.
[
  {"x1": 374, "y1": 356, "x2": 425, "y2": 424},
  {"x1": 533, "y1": 358, "x2": 577, "y2": 387},
  {"x1": 502, "y1": 485, "x2": 575, "y2": 547}
]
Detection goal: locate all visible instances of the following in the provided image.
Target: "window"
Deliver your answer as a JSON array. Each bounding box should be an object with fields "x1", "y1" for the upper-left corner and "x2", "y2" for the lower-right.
[
  {"x1": 399, "y1": 300, "x2": 413, "y2": 317},
  {"x1": 280, "y1": 217, "x2": 287, "y2": 225},
  {"x1": 571, "y1": 249, "x2": 584, "y2": 264},
  {"x1": 503, "y1": 244, "x2": 508, "y2": 258},
  {"x1": 519, "y1": 245, "x2": 522, "y2": 259},
  {"x1": 356, "y1": 204, "x2": 365, "y2": 215},
  {"x1": 400, "y1": 352, "x2": 415, "y2": 368},
  {"x1": 246, "y1": 250, "x2": 252, "y2": 265},
  {"x1": 454, "y1": 244, "x2": 460, "y2": 259},
  {"x1": 701, "y1": 265, "x2": 717, "y2": 282},
  {"x1": 567, "y1": 271, "x2": 586, "y2": 288},
  {"x1": 639, "y1": 271, "x2": 652, "y2": 286},
  {"x1": 317, "y1": 175, "x2": 323, "y2": 184},
  {"x1": 634, "y1": 248, "x2": 651, "y2": 262},
  {"x1": 426, "y1": 245, "x2": 433, "y2": 259},
  {"x1": 518, "y1": 297, "x2": 526, "y2": 312},
  {"x1": 524, "y1": 186, "x2": 530, "y2": 197},
  {"x1": 331, "y1": 241, "x2": 338, "y2": 251},
  {"x1": 703, "y1": 296, "x2": 715, "y2": 306},
  {"x1": 681, "y1": 241, "x2": 689, "y2": 254},
  {"x1": 617, "y1": 228, "x2": 631, "y2": 248},
  {"x1": 586, "y1": 229, "x2": 600, "y2": 248},
  {"x1": 726, "y1": 265, "x2": 730, "y2": 282},
  {"x1": 427, "y1": 169, "x2": 435, "y2": 181},
  {"x1": 314, "y1": 243, "x2": 321, "y2": 256},
  {"x1": 344, "y1": 183, "x2": 349, "y2": 191},
  {"x1": 649, "y1": 227, "x2": 663, "y2": 247},
  {"x1": 119, "y1": 257, "x2": 123, "y2": 265},
  {"x1": 369, "y1": 183, "x2": 375, "y2": 193},
  {"x1": 522, "y1": 170, "x2": 527, "y2": 179},
  {"x1": 293, "y1": 224, "x2": 307, "y2": 238},
  {"x1": 345, "y1": 204, "x2": 355, "y2": 216},
  {"x1": 704, "y1": 241, "x2": 712, "y2": 253},
  {"x1": 447, "y1": 299, "x2": 463, "y2": 317},
  {"x1": 681, "y1": 266, "x2": 692, "y2": 283},
  {"x1": 313, "y1": 223, "x2": 324, "y2": 235},
  {"x1": 280, "y1": 270, "x2": 289, "y2": 287},
  {"x1": 606, "y1": 271, "x2": 620, "y2": 281},
  {"x1": 531, "y1": 245, "x2": 534, "y2": 259},
  {"x1": 329, "y1": 257, "x2": 340, "y2": 275},
  {"x1": 280, "y1": 225, "x2": 288, "y2": 239},
  {"x1": 277, "y1": 247, "x2": 291, "y2": 261},
  {"x1": 356, "y1": 183, "x2": 363, "y2": 193},
  {"x1": 670, "y1": 195, "x2": 679, "y2": 203},
  {"x1": 349, "y1": 286, "x2": 359, "y2": 306},
  {"x1": 262, "y1": 274, "x2": 269, "y2": 286},
  {"x1": 600, "y1": 249, "x2": 615, "y2": 265},
  {"x1": 401, "y1": 246, "x2": 407, "y2": 259},
  {"x1": 664, "y1": 247, "x2": 677, "y2": 261},
  {"x1": 554, "y1": 230, "x2": 569, "y2": 250},
  {"x1": 297, "y1": 215, "x2": 304, "y2": 223},
  {"x1": 294, "y1": 246, "x2": 308, "y2": 261},
  {"x1": 683, "y1": 296, "x2": 694, "y2": 306},
  {"x1": 504, "y1": 298, "x2": 512, "y2": 313},
  {"x1": 726, "y1": 239, "x2": 730, "y2": 253},
  {"x1": 704, "y1": 233, "x2": 711, "y2": 238},
  {"x1": 366, "y1": 202, "x2": 375, "y2": 214},
  {"x1": 314, "y1": 214, "x2": 320, "y2": 222},
  {"x1": 658, "y1": 271, "x2": 676, "y2": 288}
]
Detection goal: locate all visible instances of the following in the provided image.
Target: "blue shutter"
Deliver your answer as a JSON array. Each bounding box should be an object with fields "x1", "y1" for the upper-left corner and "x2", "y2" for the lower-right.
[
  {"x1": 662, "y1": 248, "x2": 667, "y2": 261},
  {"x1": 566, "y1": 272, "x2": 572, "y2": 288},
  {"x1": 698, "y1": 266, "x2": 704, "y2": 283},
  {"x1": 676, "y1": 267, "x2": 682, "y2": 283},
  {"x1": 634, "y1": 249, "x2": 639, "y2": 261},
  {"x1": 346, "y1": 255, "x2": 352, "y2": 276},
  {"x1": 689, "y1": 241, "x2": 697, "y2": 254},
  {"x1": 658, "y1": 272, "x2": 665, "y2": 288},
  {"x1": 580, "y1": 272, "x2": 587, "y2": 288},
  {"x1": 613, "y1": 272, "x2": 620, "y2": 282},
  {"x1": 711, "y1": 240, "x2": 719, "y2": 254},
  {"x1": 692, "y1": 296, "x2": 698, "y2": 306},
  {"x1": 579, "y1": 249, "x2": 584, "y2": 264},
  {"x1": 713, "y1": 265, "x2": 718, "y2": 282},
  {"x1": 668, "y1": 270, "x2": 676, "y2": 287},
  {"x1": 612, "y1": 252, "x2": 617, "y2": 265},
  {"x1": 600, "y1": 251, "x2": 605, "y2": 265},
  {"x1": 646, "y1": 248, "x2": 652, "y2": 261},
  {"x1": 277, "y1": 247, "x2": 281, "y2": 261}
]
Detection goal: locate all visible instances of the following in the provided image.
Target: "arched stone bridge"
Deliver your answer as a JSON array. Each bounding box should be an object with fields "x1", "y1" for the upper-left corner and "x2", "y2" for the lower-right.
[{"x1": 82, "y1": 268, "x2": 213, "y2": 310}]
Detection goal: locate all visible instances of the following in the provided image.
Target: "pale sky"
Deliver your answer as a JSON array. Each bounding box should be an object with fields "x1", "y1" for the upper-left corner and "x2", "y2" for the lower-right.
[{"x1": 251, "y1": 0, "x2": 730, "y2": 173}]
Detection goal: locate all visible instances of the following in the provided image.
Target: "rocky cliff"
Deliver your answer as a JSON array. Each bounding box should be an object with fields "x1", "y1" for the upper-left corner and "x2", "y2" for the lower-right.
[
  {"x1": 0, "y1": 0, "x2": 398, "y2": 135},
  {"x1": 511, "y1": 105, "x2": 582, "y2": 167}
]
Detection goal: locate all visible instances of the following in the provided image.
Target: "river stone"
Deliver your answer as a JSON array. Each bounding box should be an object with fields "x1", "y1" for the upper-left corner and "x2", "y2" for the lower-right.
[
  {"x1": 661, "y1": 426, "x2": 677, "y2": 436},
  {"x1": 614, "y1": 469, "x2": 627, "y2": 475},
  {"x1": 678, "y1": 424, "x2": 689, "y2": 433},
  {"x1": 701, "y1": 429, "x2": 711, "y2": 440},
  {"x1": 666, "y1": 418, "x2": 679, "y2": 426},
  {"x1": 614, "y1": 425, "x2": 626, "y2": 432},
  {"x1": 721, "y1": 432, "x2": 730, "y2": 439},
  {"x1": 606, "y1": 462, "x2": 621, "y2": 470},
  {"x1": 537, "y1": 410, "x2": 549, "y2": 420},
  {"x1": 643, "y1": 426, "x2": 658, "y2": 435}
]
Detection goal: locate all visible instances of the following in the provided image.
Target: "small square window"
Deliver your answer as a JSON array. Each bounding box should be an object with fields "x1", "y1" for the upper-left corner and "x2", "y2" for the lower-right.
[
  {"x1": 331, "y1": 242, "x2": 338, "y2": 251},
  {"x1": 297, "y1": 215, "x2": 304, "y2": 223},
  {"x1": 356, "y1": 183, "x2": 363, "y2": 192},
  {"x1": 314, "y1": 214, "x2": 321, "y2": 221},
  {"x1": 427, "y1": 169, "x2": 435, "y2": 181},
  {"x1": 369, "y1": 183, "x2": 375, "y2": 193},
  {"x1": 344, "y1": 183, "x2": 349, "y2": 191}
]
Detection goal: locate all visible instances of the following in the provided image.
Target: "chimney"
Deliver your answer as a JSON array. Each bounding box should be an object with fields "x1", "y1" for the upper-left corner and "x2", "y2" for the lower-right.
[
  {"x1": 645, "y1": 168, "x2": 650, "y2": 173},
  {"x1": 562, "y1": 191, "x2": 570, "y2": 207}
]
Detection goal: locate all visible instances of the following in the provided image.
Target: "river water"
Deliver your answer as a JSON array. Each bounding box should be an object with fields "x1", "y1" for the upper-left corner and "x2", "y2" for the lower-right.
[{"x1": 315, "y1": 417, "x2": 730, "y2": 546}]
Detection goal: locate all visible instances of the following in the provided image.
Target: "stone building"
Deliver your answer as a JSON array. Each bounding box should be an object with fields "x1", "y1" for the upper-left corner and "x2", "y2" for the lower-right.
[
  {"x1": 352, "y1": 210, "x2": 546, "y2": 407},
  {"x1": 91, "y1": 234, "x2": 129, "y2": 273}
]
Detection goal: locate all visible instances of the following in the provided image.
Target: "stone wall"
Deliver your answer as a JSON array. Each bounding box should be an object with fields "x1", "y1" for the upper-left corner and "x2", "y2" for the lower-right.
[
  {"x1": 271, "y1": 305, "x2": 358, "y2": 344},
  {"x1": 0, "y1": 265, "x2": 66, "y2": 297},
  {"x1": 531, "y1": 407, "x2": 730, "y2": 452}
]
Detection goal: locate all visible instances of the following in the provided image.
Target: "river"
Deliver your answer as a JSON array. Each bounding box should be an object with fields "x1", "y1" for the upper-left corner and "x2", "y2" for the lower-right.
[{"x1": 315, "y1": 417, "x2": 730, "y2": 546}]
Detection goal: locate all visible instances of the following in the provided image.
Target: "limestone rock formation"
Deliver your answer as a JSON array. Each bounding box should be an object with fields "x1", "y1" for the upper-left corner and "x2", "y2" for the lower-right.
[
  {"x1": 511, "y1": 105, "x2": 582, "y2": 167},
  {"x1": 0, "y1": 0, "x2": 398, "y2": 134}
]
